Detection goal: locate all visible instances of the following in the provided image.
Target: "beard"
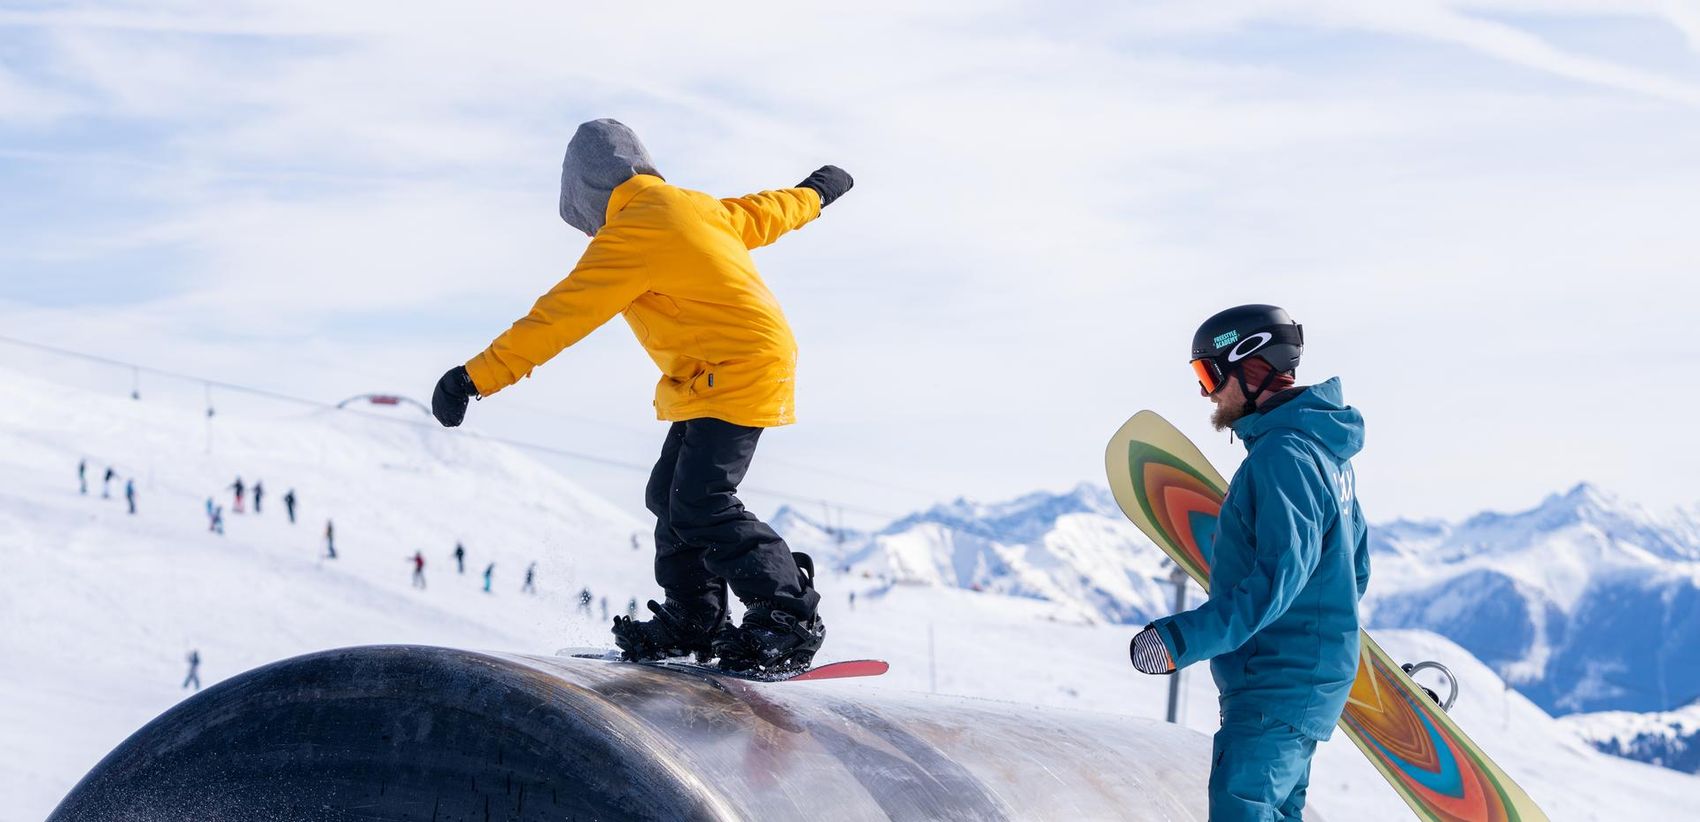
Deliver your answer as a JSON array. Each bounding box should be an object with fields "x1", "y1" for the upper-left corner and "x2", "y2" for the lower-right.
[{"x1": 1210, "y1": 399, "x2": 1251, "y2": 432}]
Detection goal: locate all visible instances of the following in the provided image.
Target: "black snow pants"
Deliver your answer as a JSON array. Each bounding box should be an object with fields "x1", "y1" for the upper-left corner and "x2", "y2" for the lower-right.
[{"x1": 646, "y1": 418, "x2": 818, "y2": 621}]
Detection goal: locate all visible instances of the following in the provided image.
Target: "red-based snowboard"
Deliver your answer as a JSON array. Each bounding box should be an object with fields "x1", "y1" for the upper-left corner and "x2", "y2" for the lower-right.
[{"x1": 563, "y1": 648, "x2": 888, "y2": 683}]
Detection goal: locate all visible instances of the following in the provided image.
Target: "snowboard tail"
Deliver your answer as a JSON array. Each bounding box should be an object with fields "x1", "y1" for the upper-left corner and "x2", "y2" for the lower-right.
[{"x1": 1105, "y1": 410, "x2": 1546, "y2": 822}]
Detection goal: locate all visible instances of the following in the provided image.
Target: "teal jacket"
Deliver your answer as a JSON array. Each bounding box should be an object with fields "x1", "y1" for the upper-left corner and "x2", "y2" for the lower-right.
[{"x1": 1153, "y1": 378, "x2": 1369, "y2": 740}]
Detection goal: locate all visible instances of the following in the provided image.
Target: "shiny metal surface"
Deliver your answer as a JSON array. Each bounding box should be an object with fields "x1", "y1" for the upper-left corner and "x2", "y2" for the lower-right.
[
  {"x1": 1403, "y1": 659, "x2": 1461, "y2": 711},
  {"x1": 50, "y1": 645, "x2": 1213, "y2": 821}
]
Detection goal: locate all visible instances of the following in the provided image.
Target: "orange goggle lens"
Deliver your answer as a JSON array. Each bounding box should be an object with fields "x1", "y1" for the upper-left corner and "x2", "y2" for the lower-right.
[{"x1": 1191, "y1": 358, "x2": 1223, "y2": 394}]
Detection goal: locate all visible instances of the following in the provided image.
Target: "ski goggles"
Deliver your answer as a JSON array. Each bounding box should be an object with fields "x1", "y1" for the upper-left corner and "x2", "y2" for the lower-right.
[{"x1": 1191, "y1": 357, "x2": 1228, "y2": 395}]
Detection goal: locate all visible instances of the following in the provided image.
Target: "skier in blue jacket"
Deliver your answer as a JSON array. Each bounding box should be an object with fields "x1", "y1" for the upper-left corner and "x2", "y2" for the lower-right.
[{"x1": 1129, "y1": 304, "x2": 1370, "y2": 822}]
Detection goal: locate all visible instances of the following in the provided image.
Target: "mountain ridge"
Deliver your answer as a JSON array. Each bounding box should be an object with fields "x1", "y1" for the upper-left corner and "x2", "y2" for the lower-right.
[{"x1": 773, "y1": 479, "x2": 1700, "y2": 726}]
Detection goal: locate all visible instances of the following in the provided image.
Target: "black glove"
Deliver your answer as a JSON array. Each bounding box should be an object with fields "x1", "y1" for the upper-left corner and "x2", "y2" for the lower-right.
[
  {"x1": 796, "y1": 165, "x2": 853, "y2": 208},
  {"x1": 432, "y1": 366, "x2": 479, "y2": 427}
]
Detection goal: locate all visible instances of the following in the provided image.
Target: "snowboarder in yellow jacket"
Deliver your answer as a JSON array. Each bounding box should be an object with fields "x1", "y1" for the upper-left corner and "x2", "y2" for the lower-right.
[{"x1": 431, "y1": 118, "x2": 852, "y2": 674}]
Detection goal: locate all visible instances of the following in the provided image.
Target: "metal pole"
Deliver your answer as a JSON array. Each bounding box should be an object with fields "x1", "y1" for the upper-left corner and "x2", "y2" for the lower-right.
[
  {"x1": 928, "y1": 622, "x2": 937, "y2": 694},
  {"x1": 204, "y1": 383, "x2": 215, "y2": 454},
  {"x1": 1165, "y1": 566, "x2": 1188, "y2": 724}
]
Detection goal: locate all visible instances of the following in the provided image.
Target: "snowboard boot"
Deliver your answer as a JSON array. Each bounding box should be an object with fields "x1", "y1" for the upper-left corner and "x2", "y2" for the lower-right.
[
  {"x1": 610, "y1": 599, "x2": 729, "y2": 663},
  {"x1": 713, "y1": 553, "x2": 826, "y2": 675}
]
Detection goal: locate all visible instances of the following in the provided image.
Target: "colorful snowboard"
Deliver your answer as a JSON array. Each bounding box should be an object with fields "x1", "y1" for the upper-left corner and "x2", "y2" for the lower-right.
[
  {"x1": 565, "y1": 649, "x2": 888, "y2": 683},
  {"x1": 1105, "y1": 410, "x2": 1546, "y2": 822}
]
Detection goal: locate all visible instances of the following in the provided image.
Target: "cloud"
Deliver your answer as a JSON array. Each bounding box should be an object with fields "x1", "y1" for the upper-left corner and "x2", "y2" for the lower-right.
[
  {"x1": 1349, "y1": 2, "x2": 1700, "y2": 105},
  {"x1": 1112, "y1": 0, "x2": 1700, "y2": 105},
  {"x1": 1655, "y1": 0, "x2": 1700, "y2": 54},
  {"x1": 2, "y1": 1, "x2": 1698, "y2": 522},
  {"x1": 0, "y1": 59, "x2": 81, "y2": 124}
]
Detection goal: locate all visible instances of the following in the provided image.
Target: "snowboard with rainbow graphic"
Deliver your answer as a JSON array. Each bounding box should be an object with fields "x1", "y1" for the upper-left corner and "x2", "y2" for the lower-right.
[{"x1": 1105, "y1": 410, "x2": 1546, "y2": 822}]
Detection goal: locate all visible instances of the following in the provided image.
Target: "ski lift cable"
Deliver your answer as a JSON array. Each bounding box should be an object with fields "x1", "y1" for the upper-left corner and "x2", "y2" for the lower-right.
[
  {"x1": 0, "y1": 333, "x2": 904, "y2": 520},
  {"x1": 0, "y1": 333, "x2": 329, "y2": 411},
  {"x1": 5, "y1": 331, "x2": 932, "y2": 499},
  {"x1": 283, "y1": 345, "x2": 940, "y2": 498}
]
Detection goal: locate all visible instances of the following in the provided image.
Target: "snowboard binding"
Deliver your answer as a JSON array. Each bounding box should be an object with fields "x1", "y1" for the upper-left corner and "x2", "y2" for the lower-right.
[
  {"x1": 1401, "y1": 661, "x2": 1459, "y2": 711},
  {"x1": 610, "y1": 599, "x2": 729, "y2": 664},
  {"x1": 713, "y1": 553, "x2": 826, "y2": 676}
]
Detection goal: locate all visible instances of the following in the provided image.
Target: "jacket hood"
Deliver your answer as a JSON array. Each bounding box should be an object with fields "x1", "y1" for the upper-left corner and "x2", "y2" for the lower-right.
[
  {"x1": 559, "y1": 119, "x2": 661, "y2": 236},
  {"x1": 1232, "y1": 377, "x2": 1364, "y2": 460}
]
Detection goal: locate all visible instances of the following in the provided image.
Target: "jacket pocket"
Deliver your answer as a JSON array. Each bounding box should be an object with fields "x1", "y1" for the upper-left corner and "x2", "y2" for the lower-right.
[{"x1": 684, "y1": 363, "x2": 712, "y2": 396}]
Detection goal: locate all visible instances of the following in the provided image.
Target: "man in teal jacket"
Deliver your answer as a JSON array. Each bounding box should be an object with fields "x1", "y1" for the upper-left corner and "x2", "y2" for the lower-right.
[{"x1": 1130, "y1": 304, "x2": 1370, "y2": 822}]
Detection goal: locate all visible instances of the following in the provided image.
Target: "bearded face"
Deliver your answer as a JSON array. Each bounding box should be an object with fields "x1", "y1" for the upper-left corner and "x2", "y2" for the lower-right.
[{"x1": 1208, "y1": 376, "x2": 1252, "y2": 432}]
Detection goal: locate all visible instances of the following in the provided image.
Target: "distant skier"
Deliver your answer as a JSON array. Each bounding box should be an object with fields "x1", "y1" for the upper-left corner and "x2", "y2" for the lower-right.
[
  {"x1": 103, "y1": 466, "x2": 116, "y2": 498},
  {"x1": 125, "y1": 478, "x2": 136, "y2": 515},
  {"x1": 848, "y1": 591, "x2": 856, "y2": 610},
  {"x1": 626, "y1": 598, "x2": 639, "y2": 620},
  {"x1": 183, "y1": 650, "x2": 202, "y2": 690},
  {"x1": 411, "y1": 551, "x2": 427, "y2": 589},
  {"x1": 599, "y1": 596, "x2": 609, "y2": 621},
  {"x1": 522, "y1": 563, "x2": 537, "y2": 594},
  {"x1": 78, "y1": 459, "x2": 87, "y2": 495},
  {"x1": 577, "y1": 587, "x2": 593, "y2": 616},
  {"x1": 454, "y1": 542, "x2": 466, "y2": 574},
  {"x1": 630, "y1": 533, "x2": 639, "y2": 552},
  {"x1": 430, "y1": 118, "x2": 847, "y2": 673},
  {"x1": 324, "y1": 519, "x2": 336, "y2": 559},
  {"x1": 211, "y1": 506, "x2": 224, "y2": 535},
  {"x1": 206, "y1": 498, "x2": 217, "y2": 532},
  {"x1": 1128, "y1": 305, "x2": 1370, "y2": 821},
  {"x1": 229, "y1": 476, "x2": 245, "y2": 513},
  {"x1": 482, "y1": 563, "x2": 494, "y2": 593},
  {"x1": 284, "y1": 489, "x2": 297, "y2": 524},
  {"x1": 253, "y1": 481, "x2": 264, "y2": 514}
]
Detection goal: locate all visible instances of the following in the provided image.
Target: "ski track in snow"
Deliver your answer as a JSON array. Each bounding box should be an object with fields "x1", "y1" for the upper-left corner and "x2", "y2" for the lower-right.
[{"x1": 2, "y1": 368, "x2": 1697, "y2": 821}]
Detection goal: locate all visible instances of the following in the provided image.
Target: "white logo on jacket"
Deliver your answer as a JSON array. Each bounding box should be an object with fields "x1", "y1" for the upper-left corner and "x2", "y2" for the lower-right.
[{"x1": 1334, "y1": 466, "x2": 1356, "y2": 505}]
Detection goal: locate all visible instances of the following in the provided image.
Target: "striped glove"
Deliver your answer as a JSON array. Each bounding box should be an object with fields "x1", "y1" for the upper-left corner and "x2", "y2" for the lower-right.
[{"x1": 1129, "y1": 625, "x2": 1176, "y2": 675}]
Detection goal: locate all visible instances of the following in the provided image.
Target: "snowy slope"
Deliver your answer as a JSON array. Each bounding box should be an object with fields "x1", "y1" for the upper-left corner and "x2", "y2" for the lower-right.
[
  {"x1": 1562, "y1": 700, "x2": 1700, "y2": 774},
  {"x1": 0, "y1": 369, "x2": 656, "y2": 818},
  {"x1": 754, "y1": 572, "x2": 1700, "y2": 820},
  {"x1": 3, "y1": 368, "x2": 1698, "y2": 820}
]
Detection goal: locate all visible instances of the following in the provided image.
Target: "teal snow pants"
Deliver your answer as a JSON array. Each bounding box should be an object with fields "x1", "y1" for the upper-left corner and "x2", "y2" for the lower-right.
[{"x1": 1208, "y1": 705, "x2": 1318, "y2": 821}]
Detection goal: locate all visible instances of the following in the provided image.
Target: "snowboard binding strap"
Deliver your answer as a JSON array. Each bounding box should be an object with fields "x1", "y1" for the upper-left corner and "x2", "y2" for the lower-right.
[{"x1": 1401, "y1": 661, "x2": 1459, "y2": 711}]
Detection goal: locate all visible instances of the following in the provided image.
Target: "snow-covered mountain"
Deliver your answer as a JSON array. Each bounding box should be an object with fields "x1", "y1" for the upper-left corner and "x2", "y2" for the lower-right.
[
  {"x1": 6, "y1": 365, "x2": 1699, "y2": 819},
  {"x1": 1563, "y1": 700, "x2": 1700, "y2": 775},
  {"x1": 1365, "y1": 484, "x2": 1700, "y2": 716},
  {"x1": 773, "y1": 477, "x2": 1700, "y2": 739},
  {"x1": 776, "y1": 484, "x2": 1178, "y2": 625}
]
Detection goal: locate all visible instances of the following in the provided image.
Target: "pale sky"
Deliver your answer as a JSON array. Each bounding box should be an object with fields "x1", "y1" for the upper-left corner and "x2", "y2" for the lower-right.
[{"x1": 2, "y1": 0, "x2": 1698, "y2": 527}]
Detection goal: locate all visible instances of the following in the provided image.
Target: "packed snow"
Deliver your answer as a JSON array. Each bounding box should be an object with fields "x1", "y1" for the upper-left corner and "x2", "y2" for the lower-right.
[{"x1": 2, "y1": 367, "x2": 1697, "y2": 820}]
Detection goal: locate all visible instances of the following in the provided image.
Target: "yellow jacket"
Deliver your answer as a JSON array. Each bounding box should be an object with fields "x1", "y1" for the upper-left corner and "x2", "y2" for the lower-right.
[{"x1": 465, "y1": 174, "x2": 822, "y2": 428}]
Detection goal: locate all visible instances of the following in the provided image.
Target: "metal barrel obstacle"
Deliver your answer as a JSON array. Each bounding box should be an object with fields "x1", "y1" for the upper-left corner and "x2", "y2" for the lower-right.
[{"x1": 50, "y1": 645, "x2": 1215, "y2": 821}]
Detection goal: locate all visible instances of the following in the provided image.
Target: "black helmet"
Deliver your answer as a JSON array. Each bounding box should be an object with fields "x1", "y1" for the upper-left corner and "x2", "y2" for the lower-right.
[{"x1": 1190, "y1": 304, "x2": 1303, "y2": 395}]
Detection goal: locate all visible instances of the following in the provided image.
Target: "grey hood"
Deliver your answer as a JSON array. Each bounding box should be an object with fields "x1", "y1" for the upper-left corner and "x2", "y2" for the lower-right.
[{"x1": 558, "y1": 118, "x2": 661, "y2": 236}]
